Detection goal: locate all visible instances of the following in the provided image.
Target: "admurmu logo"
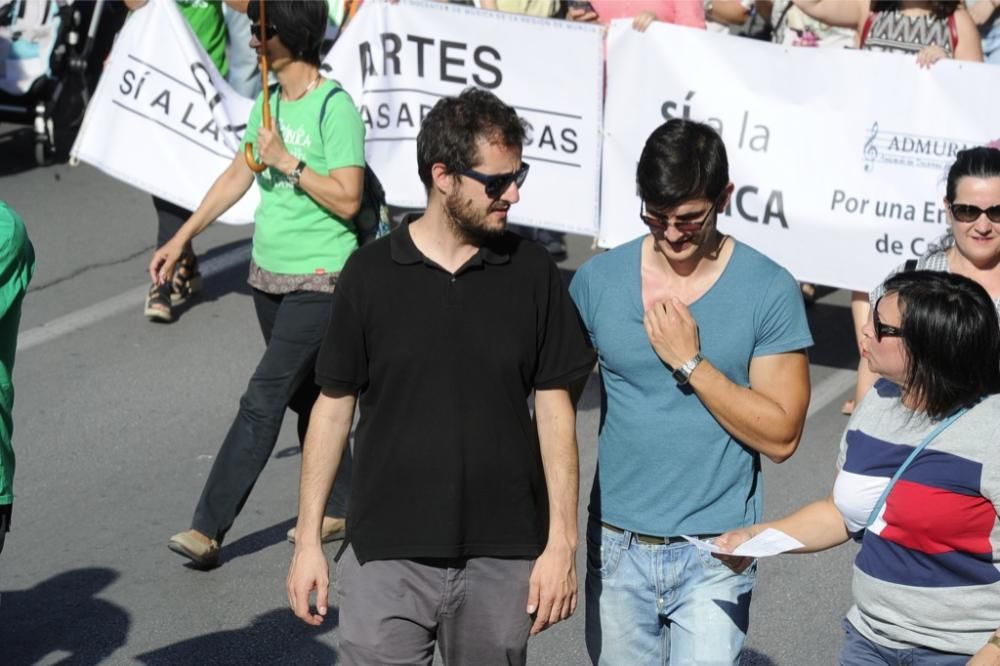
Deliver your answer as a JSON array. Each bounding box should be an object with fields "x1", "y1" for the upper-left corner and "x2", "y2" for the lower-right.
[{"x1": 862, "y1": 122, "x2": 978, "y2": 172}]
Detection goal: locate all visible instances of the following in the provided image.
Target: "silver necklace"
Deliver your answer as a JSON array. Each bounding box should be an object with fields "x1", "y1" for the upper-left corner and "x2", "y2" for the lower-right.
[{"x1": 285, "y1": 75, "x2": 321, "y2": 101}]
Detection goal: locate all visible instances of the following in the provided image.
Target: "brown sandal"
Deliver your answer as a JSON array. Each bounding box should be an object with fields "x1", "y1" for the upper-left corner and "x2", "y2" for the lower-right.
[
  {"x1": 144, "y1": 283, "x2": 173, "y2": 323},
  {"x1": 170, "y1": 252, "x2": 202, "y2": 305}
]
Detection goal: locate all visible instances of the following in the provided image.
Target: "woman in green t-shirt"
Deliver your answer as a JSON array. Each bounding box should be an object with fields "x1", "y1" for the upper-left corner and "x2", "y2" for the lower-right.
[{"x1": 149, "y1": 0, "x2": 364, "y2": 569}]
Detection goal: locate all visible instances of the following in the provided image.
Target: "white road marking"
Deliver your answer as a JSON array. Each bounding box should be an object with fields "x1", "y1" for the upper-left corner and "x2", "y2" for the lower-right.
[{"x1": 17, "y1": 245, "x2": 251, "y2": 352}]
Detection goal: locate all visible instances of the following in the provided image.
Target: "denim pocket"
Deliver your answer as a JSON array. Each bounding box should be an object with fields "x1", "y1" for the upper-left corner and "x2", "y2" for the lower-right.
[
  {"x1": 586, "y1": 522, "x2": 624, "y2": 580},
  {"x1": 695, "y1": 541, "x2": 757, "y2": 579}
]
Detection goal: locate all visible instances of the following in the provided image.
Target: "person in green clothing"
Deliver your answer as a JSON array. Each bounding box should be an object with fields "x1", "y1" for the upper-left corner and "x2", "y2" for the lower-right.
[
  {"x1": 148, "y1": 0, "x2": 364, "y2": 569},
  {"x1": 125, "y1": 0, "x2": 232, "y2": 323},
  {"x1": 0, "y1": 202, "x2": 36, "y2": 556}
]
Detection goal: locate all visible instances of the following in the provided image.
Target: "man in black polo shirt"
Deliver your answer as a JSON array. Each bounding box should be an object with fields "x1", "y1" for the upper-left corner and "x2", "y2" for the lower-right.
[{"x1": 286, "y1": 88, "x2": 595, "y2": 664}]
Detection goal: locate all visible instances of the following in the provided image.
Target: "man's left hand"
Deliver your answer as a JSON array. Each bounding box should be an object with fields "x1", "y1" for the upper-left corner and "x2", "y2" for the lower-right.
[
  {"x1": 644, "y1": 297, "x2": 700, "y2": 370},
  {"x1": 526, "y1": 541, "x2": 577, "y2": 635}
]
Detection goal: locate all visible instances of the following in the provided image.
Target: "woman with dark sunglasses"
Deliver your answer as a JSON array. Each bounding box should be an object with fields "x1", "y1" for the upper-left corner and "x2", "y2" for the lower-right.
[
  {"x1": 149, "y1": 0, "x2": 363, "y2": 569},
  {"x1": 718, "y1": 270, "x2": 1000, "y2": 665},
  {"x1": 801, "y1": 0, "x2": 986, "y2": 418},
  {"x1": 846, "y1": 147, "x2": 1000, "y2": 409}
]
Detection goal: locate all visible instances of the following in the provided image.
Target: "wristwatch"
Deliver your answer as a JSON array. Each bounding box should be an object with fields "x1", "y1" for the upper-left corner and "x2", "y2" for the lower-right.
[
  {"x1": 287, "y1": 160, "x2": 307, "y2": 188},
  {"x1": 672, "y1": 352, "x2": 704, "y2": 385}
]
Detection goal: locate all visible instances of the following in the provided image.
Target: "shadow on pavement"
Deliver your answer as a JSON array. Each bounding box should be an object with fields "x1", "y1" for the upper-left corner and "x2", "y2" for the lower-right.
[
  {"x1": 742, "y1": 648, "x2": 779, "y2": 665},
  {"x1": 0, "y1": 127, "x2": 38, "y2": 178},
  {"x1": 218, "y1": 517, "x2": 297, "y2": 566},
  {"x1": 135, "y1": 607, "x2": 339, "y2": 665},
  {"x1": 0, "y1": 567, "x2": 130, "y2": 665},
  {"x1": 167, "y1": 239, "x2": 254, "y2": 323}
]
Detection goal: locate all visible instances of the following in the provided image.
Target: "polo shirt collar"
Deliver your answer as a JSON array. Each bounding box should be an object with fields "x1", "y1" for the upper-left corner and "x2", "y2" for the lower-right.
[{"x1": 391, "y1": 215, "x2": 512, "y2": 268}]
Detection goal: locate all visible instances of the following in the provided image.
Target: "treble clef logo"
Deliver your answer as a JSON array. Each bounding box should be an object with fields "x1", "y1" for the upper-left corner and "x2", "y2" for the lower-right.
[{"x1": 863, "y1": 122, "x2": 879, "y2": 172}]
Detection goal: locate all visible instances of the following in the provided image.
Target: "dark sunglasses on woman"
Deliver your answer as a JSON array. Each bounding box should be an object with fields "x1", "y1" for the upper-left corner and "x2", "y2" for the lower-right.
[
  {"x1": 872, "y1": 296, "x2": 903, "y2": 342},
  {"x1": 949, "y1": 202, "x2": 1000, "y2": 224}
]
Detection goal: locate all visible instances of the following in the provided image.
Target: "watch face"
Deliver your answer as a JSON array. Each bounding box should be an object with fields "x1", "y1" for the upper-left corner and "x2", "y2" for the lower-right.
[{"x1": 672, "y1": 368, "x2": 688, "y2": 384}]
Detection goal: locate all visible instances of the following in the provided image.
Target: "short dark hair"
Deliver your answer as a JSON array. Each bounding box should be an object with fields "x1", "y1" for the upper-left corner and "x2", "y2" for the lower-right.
[
  {"x1": 882, "y1": 270, "x2": 1000, "y2": 419},
  {"x1": 247, "y1": 0, "x2": 328, "y2": 66},
  {"x1": 417, "y1": 87, "x2": 526, "y2": 192},
  {"x1": 945, "y1": 147, "x2": 1000, "y2": 202},
  {"x1": 636, "y1": 119, "x2": 729, "y2": 211}
]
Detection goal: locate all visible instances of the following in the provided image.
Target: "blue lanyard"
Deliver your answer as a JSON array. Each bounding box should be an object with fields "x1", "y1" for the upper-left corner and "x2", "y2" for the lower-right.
[{"x1": 865, "y1": 406, "x2": 970, "y2": 528}]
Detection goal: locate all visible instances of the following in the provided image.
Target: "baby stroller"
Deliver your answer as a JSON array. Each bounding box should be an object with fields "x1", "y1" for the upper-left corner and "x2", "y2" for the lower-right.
[{"x1": 0, "y1": 0, "x2": 124, "y2": 165}]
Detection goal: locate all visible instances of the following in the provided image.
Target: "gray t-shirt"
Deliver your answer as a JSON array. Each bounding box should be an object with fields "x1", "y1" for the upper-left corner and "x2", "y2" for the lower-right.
[{"x1": 835, "y1": 382, "x2": 1000, "y2": 654}]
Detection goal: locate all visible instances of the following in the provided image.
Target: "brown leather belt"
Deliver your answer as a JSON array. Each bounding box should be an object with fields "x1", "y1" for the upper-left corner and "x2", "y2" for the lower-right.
[{"x1": 601, "y1": 522, "x2": 719, "y2": 546}]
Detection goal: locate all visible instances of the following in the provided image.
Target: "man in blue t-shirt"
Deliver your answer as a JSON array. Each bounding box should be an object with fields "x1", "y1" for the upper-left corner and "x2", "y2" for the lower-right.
[{"x1": 570, "y1": 120, "x2": 813, "y2": 665}]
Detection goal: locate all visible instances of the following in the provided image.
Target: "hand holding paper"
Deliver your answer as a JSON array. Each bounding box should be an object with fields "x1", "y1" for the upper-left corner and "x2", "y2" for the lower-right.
[{"x1": 683, "y1": 528, "x2": 805, "y2": 558}]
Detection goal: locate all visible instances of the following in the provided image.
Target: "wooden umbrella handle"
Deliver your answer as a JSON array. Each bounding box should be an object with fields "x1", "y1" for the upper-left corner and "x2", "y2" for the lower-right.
[{"x1": 245, "y1": 0, "x2": 270, "y2": 173}]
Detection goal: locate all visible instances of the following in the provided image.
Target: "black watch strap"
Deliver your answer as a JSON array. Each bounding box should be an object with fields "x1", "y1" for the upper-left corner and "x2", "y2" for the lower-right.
[{"x1": 289, "y1": 160, "x2": 307, "y2": 186}]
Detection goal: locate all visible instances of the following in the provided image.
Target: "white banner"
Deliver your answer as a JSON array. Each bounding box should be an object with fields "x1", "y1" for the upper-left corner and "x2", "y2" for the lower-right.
[
  {"x1": 70, "y1": 0, "x2": 258, "y2": 224},
  {"x1": 324, "y1": 0, "x2": 605, "y2": 235},
  {"x1": 601, "y1": 21, "x2": 1000, "y2": 293}
]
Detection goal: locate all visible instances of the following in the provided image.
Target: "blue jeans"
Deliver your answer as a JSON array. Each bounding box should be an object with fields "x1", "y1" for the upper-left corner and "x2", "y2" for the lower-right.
[
  {"x1": 585, "y1": 518, "x2": 756, "y2": 665},
  {"x1": 840, "y1": 619, "x2": 968, "y2": 666}
]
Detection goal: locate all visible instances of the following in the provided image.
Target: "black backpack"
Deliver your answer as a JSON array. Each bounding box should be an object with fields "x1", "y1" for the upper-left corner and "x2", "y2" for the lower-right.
[{"x1": 318, "y1": 86, "x2": 392, "y2": 246}]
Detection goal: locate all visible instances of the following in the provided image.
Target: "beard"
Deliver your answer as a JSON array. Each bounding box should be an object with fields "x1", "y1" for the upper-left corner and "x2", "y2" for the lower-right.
[{"x1": 444, "y1": 190, "x2": 508, "y2": 246}]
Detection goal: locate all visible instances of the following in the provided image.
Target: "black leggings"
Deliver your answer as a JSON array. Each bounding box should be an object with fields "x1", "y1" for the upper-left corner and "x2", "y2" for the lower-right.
[
  {"x1": 191, "y1": 290, "x2": 352, "y2": 542},
  {"x1": 153, "y1": 196, "x2": 191, "y2": 249}
]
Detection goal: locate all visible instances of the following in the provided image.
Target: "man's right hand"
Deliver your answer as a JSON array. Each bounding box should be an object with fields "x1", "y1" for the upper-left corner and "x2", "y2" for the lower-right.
[{"x1": 286, "y1": 544, "x2": 330, "y2": 626}]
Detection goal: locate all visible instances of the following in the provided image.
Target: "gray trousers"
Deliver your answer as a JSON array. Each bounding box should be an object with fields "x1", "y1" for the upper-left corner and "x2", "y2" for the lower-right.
[{"x1": 335, "y1": 544, "x2": 535, "y2": 665}]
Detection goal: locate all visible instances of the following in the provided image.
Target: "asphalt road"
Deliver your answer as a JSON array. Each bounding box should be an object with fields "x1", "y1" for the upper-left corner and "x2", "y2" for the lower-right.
[{"x1": 0, "y1": 123, "x2": 863, "y2": 665}]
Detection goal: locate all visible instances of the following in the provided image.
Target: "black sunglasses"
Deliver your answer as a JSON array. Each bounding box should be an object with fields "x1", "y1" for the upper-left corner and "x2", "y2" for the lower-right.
[
  {"x1": 949, "y1": 202, "x2": 1000, "y2": 224},
  {"x1": 639, "y1": 198, "x2": 718, "y2": 233},
  {"x1": 872, "y1": 296, "x2": 903, "y2": 342},
  {"x1": 250, "y1": 23, "x2": 277, "y2": 41},
  {"x1": 460, "y1": 162, "x2": 530, "y2": 199}
]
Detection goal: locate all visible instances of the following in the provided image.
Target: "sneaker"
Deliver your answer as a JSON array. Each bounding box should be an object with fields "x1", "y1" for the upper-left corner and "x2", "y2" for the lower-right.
[
  {"x1": 286, "y1": 517, "x2": 346, "y2": 545},
  {"x1": 168, "y1": 529, "x2": 220, "y2": 569}
]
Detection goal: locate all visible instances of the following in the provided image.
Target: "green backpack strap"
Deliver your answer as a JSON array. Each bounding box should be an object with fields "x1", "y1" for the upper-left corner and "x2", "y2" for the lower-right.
[{"x1": 319, "y1": 86, "x2": 345, "y2": 138}]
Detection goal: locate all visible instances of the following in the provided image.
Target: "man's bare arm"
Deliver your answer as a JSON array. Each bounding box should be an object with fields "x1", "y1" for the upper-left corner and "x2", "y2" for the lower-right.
[
  {"x1": 644, "y1": 298, "x2": 810, "y2": 463},
  {"x1": 526, "y1": 387, "x2": 580, "y2": 635},
  {"x1": 287, "y1": 388, "x2": 356, "y2": 626},
  {"x1": 687, "y1": 351, "x2": 810, "y2": 463}
]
